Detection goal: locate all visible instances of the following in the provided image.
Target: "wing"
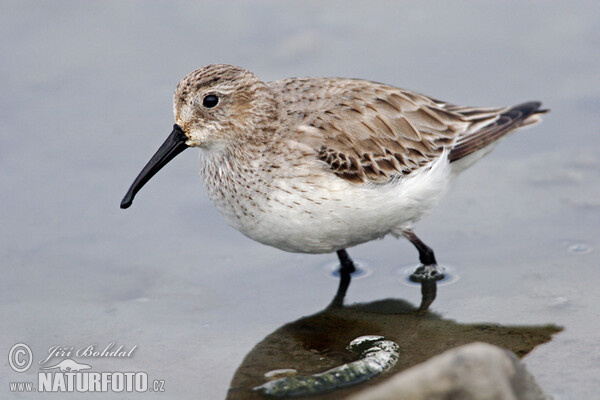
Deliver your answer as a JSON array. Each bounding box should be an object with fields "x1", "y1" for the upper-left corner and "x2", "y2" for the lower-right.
[{"x1": 274, "y1": 78, "x2": 544, "y2": 184}]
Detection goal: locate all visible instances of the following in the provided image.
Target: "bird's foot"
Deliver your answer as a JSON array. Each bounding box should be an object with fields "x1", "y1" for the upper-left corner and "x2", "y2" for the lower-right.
[
  {"x1": 409, "y1": 264, "x2": 444, "y2": 312},
  {"x1": 409, "y1": 264, "x2": 445, "y2": 283}
]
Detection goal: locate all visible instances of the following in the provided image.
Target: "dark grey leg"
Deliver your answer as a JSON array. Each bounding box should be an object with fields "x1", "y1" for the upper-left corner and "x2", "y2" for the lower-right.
[
  {"x1": 329, "y1": 249, "x2": 356, "y2": 307},
  {"x1": 403, "y1": 230, "x2": 444, "y2": 311},
  {"x1": 337, "y1": 249, "x2": 356, "y2": 274}
]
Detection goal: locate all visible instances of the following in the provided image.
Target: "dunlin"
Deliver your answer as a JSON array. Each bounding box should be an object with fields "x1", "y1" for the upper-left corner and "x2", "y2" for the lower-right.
[{"x1": 121, "y1": 64, "x2": 546, "y2": 310}]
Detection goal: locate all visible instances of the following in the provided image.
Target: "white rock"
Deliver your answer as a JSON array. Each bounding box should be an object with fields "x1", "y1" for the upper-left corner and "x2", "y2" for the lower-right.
[{"x1": 347, "y1": 342, "x2": 548, "y2": 400}]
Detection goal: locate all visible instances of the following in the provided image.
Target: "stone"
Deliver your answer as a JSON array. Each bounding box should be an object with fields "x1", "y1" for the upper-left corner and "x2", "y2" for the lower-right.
[{"x1": 346, "y1": 342, "x2": 548, "y2": 400}]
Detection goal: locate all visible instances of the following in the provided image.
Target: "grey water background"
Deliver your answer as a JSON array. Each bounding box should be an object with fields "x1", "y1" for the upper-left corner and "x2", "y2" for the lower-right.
[{"x1": 1, "y1": 1, "x2": 598, "y2": 398}]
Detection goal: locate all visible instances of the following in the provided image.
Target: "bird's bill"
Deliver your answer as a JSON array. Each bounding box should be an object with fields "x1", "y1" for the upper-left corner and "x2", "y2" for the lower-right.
[{"x1": 120, "y1": 124, "x2": 189, "y2": 209}]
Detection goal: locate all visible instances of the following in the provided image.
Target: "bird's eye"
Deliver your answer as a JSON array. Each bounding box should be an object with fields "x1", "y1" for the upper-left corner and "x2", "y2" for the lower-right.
[{"x1": 202, "y1": 94, "x2": 219, "y2": 108}]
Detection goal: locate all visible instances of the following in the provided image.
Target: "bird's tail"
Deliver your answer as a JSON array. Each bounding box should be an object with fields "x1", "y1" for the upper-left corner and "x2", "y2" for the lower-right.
[{"x1": 448, "y1": 101, "x2": 548, "y2": 163}]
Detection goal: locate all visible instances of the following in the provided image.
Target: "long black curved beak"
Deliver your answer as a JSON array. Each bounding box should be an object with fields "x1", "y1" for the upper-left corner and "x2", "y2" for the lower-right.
[{"x1": 120, "y1": 124, "x2": 189, "y2": 209}]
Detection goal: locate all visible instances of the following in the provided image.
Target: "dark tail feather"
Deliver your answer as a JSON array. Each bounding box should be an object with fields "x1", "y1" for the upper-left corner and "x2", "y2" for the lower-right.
[{"x1": 449, "y1": 101, "x2": 547, "y2": 162}]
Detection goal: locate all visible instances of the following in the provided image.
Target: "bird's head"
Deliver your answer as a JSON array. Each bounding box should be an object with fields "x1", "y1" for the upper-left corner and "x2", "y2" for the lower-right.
[{"x1": 120, "y1": 64, "x2": 277, "y2": 209}]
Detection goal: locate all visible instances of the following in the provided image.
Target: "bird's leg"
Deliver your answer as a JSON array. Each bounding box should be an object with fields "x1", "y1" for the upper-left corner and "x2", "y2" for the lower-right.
[
  {"x1": 402, "y1": 230, "x2": 444, "y2": 311},
  {"x1": 329, "y1": 249, "x2": 356, "y2": 307}
]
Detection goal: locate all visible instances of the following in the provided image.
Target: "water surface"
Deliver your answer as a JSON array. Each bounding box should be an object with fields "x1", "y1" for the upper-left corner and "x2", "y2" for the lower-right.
[{"x1": 1, "y1": 2, "x2": 599, "y2": 399}]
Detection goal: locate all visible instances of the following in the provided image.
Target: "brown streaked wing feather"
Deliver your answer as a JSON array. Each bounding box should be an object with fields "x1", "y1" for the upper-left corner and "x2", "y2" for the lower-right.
[{"x1": 287, "y1": 80, "x2": 467, "y2": 184}]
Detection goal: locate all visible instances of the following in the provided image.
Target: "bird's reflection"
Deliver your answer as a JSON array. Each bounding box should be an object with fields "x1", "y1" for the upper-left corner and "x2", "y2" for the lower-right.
[
  {"x1": 330, "y1": 261, "x2": 437, "y2": 310},
  {"x1": 227, "y1": 271, "x2": 561, "y2": 399}
]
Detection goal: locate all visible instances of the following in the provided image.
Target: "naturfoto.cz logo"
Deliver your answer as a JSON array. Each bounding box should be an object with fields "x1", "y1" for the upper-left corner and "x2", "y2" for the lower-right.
[{"x1": 7, "y1": 342, "x2": 165, "y2": 393}]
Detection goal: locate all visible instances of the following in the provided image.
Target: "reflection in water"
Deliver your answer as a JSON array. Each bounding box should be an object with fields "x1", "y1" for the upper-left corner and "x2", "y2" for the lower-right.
[
  {"x1": 253, "y1": 335, "x2": 399, "y2": 397},
  {"x1": 330, "y1": 262, "x2": 439, "y2": 311},
  {"x1": 227, "y1": 281, "x2": 561, "y2": 399}
]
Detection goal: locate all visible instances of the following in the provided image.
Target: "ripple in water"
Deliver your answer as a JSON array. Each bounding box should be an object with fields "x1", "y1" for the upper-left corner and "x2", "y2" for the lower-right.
[
  {"x1": 568, "y1": 243, "x2": 591, "y2": 254},
  {"x1": 323, "y1": 260, "x2": 373, "y2": 279},
  {"x1": 397, "y1": 264, "x2": 459, "y2": 287}
]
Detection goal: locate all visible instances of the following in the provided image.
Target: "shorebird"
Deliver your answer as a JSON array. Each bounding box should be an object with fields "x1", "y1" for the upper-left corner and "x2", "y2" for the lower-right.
[{"x1": 121, "y1": 64, "x2": 546, "y2": 310}]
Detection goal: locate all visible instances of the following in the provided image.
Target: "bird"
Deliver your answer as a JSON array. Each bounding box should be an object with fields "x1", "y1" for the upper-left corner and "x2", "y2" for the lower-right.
[{"x1": 120, "y1": 64, "x2": 546, "y2": 310}]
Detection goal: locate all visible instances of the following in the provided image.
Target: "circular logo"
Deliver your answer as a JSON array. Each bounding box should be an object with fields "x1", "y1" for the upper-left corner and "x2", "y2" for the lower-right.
[{"x1": 8, "y1": 343, "x2": 33, "y2": 373}]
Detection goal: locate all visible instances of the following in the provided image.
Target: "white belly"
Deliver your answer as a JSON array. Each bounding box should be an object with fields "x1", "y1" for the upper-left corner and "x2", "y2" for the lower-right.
[{"x1": 220, "y1": 154, "x2": 452, "y2": 254}]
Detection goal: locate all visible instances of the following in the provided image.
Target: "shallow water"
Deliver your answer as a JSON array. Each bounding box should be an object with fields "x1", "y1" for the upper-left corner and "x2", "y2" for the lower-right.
[{"x1": 1, "y1": 2, "x2": 599, "y2": 399}]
